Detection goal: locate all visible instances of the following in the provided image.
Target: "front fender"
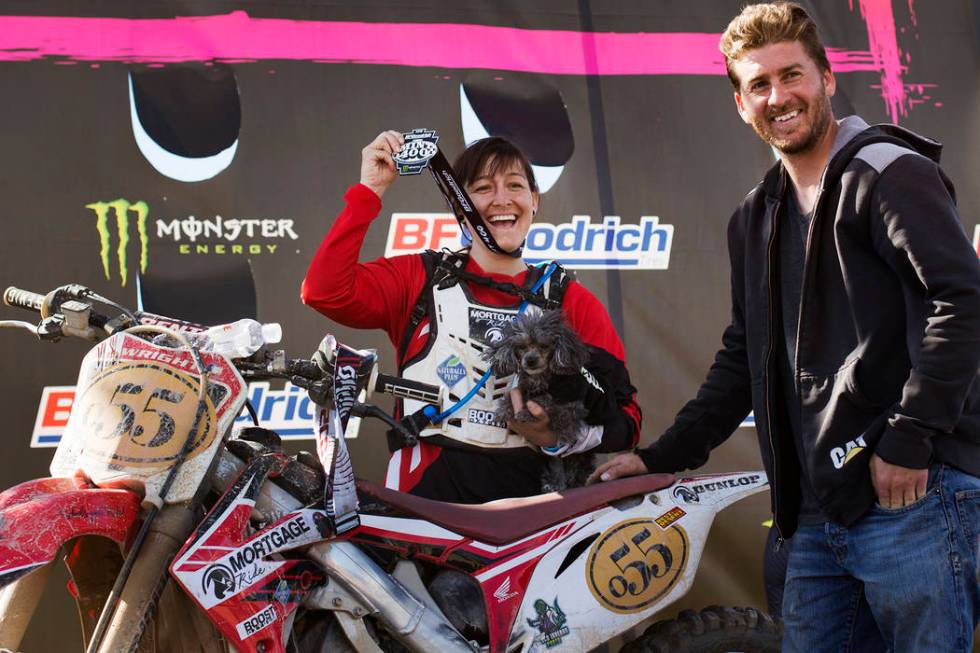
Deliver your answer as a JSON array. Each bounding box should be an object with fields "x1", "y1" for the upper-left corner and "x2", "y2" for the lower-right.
[{"x1": 0, "y1": 476, "x2": 141, "y2": 588}]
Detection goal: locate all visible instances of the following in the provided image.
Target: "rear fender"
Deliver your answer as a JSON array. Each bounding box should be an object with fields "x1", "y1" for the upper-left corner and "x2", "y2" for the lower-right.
[
  {"x1": 0, "y1": 476, "x2": 141, "y2": 588},
  {"x1": 668, "y1": 471, "x2": 768, "y2": 511}
]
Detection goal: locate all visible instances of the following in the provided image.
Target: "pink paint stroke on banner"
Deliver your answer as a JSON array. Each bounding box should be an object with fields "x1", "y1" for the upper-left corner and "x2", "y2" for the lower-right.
[
  {"x1": 853, "y1": 0, "x2": 913, "y2": 122},
  {"x1": 0, "y1": 8, "x2": 930, "y2": 122},
  {"x1": 0, "y1": 11, "x2": 881, "y2": 76}
]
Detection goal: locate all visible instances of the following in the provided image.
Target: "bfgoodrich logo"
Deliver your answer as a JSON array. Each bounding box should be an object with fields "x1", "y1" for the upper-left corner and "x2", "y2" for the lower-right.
[{"x1": 386, "y1": 213, "x2": 673, "y2": 270}]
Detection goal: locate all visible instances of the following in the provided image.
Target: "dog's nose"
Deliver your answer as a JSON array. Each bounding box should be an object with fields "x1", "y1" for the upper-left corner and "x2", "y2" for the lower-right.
[{"x1": 523, "y1": 351, "x2": 541, "y2": 367}]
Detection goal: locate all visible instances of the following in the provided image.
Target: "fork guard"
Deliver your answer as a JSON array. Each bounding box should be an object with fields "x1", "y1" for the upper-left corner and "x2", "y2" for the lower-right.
[{"x1": 0, "y1": 476, "x2": 141, "y2": 588}]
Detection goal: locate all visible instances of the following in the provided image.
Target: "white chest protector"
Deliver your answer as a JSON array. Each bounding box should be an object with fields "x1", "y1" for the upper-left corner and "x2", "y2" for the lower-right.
[{"x1": 401, "y1": 271, "x2": 564, "y2": 449}]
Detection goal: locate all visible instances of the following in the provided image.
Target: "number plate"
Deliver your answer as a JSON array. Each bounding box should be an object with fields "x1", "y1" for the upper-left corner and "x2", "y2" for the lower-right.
[
  {"x1": 70, "y1": 362, "x2": 216, "y2": 468},
  {"x1": 51, "y1": 333, "x2": 246, "y2": 505}
]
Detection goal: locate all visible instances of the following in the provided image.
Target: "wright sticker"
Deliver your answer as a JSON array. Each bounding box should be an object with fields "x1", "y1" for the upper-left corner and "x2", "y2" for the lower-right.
[
  {"x1": 68, "y1": 362, "x2": 216, "y2": 468},
  {"x1": 586, "y1": 519, "x2": 688, "y2": 614}
]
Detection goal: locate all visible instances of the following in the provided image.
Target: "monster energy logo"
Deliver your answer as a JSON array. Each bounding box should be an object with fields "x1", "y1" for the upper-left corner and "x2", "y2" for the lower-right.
[{"x1": 85, "y1": 199, "x2": 149, "y2": 287}]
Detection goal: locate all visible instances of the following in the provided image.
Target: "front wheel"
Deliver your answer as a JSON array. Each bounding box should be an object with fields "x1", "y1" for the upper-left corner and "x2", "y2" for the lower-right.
[{"x1": 621, "y1": 605, "x2": 782, "y2": 653}]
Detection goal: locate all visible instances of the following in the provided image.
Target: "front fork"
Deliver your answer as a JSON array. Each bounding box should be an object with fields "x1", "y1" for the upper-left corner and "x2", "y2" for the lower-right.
[
  {"x1": 93, "y1": 502, "x2": 198, "y2": 653},
  {"x1": 0, "y1": 563, "x2": 53, "y2": 650}
]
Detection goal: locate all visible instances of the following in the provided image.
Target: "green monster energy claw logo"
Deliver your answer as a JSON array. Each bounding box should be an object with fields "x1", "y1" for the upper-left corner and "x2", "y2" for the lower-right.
[{"x1": 85, "y1": 199, "x2": 149, "y2": 287}]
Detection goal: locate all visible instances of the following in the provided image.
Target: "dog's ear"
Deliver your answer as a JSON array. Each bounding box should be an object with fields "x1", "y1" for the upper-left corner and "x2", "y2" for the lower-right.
[
  {"x1": 488, "y1": 338, "x2": 519, "y2": 376},
  {"x1": 550, "y1": 318, "x2": 589, "y2": 374}
]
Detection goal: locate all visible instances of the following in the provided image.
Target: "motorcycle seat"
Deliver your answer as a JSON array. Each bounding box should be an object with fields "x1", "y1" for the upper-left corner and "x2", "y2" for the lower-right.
[{"x1": 355, "y1": 473, "x2": 675, "y2": 546}]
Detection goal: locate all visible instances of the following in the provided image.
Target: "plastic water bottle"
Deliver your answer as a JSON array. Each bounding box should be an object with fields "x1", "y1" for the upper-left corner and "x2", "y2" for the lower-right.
[{"x1": 202, "y1": 319, "x2": 282, "y2": 358}]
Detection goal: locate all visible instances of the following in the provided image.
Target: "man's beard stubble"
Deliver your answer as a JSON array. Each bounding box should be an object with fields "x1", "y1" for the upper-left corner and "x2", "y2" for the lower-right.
[{"x1": 752, "y1": 90, "x2": 833, "y2": 155}]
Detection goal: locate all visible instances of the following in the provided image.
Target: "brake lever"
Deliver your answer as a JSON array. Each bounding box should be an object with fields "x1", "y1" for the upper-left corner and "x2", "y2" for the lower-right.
[
  {"x1": 350, "y1": 403, "x2": 419, "y2": 447},
  {"x1": 36, "y1": 315, "x2": 65, "y2": 341},
  {"x1": 304, "y1": 378, "x2": 332, "y2": 406}
]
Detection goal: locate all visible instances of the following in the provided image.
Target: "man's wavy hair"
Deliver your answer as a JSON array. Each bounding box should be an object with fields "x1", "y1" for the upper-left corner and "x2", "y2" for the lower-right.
[{"x1": 719, "y1": 2, "x2": 831, "y2": 90}]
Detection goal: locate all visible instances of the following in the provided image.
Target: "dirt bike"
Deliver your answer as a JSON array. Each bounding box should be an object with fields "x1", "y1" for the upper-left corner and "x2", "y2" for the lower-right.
[{"x1": 0, "y1": 284, "x2": 781, "y2": 653}]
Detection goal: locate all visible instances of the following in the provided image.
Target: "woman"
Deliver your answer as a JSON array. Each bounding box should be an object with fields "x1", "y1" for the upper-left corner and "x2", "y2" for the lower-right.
[{"x1": 302, "y1": 130, "x2": 641, "y2": 503}]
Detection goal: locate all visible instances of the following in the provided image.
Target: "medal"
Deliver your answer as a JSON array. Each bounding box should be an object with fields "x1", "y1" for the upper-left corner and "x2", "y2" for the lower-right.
[{"x1": 393, "y1": 128, "x2": 439, "y2": 175}]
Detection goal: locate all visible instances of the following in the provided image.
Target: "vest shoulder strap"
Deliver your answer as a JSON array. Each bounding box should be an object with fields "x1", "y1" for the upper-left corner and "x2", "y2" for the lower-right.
[
  {"x1": 526, "y1": 260, "x2": 574, "y2": 309},
  {"x1": 397, "y1": 249, "x2": 465, "y2": 367}
]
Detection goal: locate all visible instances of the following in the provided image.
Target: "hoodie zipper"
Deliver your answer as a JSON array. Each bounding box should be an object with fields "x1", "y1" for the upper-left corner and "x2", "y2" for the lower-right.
[
  {"x1": 789, "y1": 174, "x2": 828, "y2": 531},
  {"x1": 793, "y1": 173, "x2": 828, "y2": 390},
  {"x1": 764, "y1": 194, "x2": 784, "y2": 544}
]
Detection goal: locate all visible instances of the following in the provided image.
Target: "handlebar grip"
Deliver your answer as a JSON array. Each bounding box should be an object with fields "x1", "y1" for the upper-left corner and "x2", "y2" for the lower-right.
[
  {"x1": 374, "y1": 373, "x2": 441, "y2": 405},
  {"x1": 3, "y1": 287, "x2": 46, "y2": 313},
  {"x1": 287, "y1": 359, "x2": 324, "y2": 380}
]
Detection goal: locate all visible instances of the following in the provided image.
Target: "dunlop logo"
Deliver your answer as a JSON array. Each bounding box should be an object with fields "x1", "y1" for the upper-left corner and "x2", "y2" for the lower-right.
[{"x1": 85, "y1": 199, "x2": 149, "y2": 287}]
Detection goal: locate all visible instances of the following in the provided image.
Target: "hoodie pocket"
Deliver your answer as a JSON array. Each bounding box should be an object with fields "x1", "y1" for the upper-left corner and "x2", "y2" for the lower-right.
[
  {"x1": 841, "y1": 358, "x2": 883, "y2": 414},
  {"x1": 802, "y1": 358, "x2": 887, "y2": 480}
]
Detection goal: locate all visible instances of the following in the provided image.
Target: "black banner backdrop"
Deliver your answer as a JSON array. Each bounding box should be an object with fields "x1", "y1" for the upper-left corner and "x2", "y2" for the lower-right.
[{"x1": 1, "y1": 1, "x2": 978, "y2": 648}]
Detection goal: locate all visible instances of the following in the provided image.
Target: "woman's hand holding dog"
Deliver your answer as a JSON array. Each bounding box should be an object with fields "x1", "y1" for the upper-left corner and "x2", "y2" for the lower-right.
[{"x1": 507, "y1": 389, "x2": 558, "y2": 448}]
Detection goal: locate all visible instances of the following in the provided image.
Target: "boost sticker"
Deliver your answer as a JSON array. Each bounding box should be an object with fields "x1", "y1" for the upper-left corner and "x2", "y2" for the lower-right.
[
  {"x1": 235, "y1": 604, "x2": 278, "y2": 640},
  {"x1": 586, "y1": 519, "x2": 688, "y2": 614}
]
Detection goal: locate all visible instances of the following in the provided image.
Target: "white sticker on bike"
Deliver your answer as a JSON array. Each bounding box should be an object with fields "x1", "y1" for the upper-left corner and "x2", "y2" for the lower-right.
[{"x1": 235, "y1": 604, "x2": 278, "y2": 639}]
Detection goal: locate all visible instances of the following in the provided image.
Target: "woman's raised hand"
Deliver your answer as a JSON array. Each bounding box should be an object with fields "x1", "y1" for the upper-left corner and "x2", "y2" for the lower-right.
[{"x1": 359, "y1": 130, "x2": 405, "y2": 199}]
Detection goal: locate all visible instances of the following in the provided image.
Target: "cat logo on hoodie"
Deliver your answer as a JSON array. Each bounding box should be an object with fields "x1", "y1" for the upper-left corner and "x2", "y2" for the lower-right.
[{"x1": 830, "y1": 435, "x2": 867, "y2": 469}]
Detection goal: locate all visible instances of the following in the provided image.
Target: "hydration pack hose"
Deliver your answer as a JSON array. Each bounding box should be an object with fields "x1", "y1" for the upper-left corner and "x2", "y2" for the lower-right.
[{"x1": 422, "y1": 262, "x2": 557, "y2": 425}]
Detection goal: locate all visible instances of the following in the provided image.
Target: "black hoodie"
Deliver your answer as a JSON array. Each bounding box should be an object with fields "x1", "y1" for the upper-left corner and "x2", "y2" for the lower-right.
[{"x1": 639, "y1": 116, "x2": 980, "y2": 538}]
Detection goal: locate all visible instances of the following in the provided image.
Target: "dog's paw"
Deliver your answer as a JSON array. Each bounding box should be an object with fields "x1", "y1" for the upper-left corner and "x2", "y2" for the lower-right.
[
  {"x1": 494, "y1": 403, "x2": 516, "y2": 425},
  {"x1": 513, "y1": 408, "x2": 537, "y2": 423}
]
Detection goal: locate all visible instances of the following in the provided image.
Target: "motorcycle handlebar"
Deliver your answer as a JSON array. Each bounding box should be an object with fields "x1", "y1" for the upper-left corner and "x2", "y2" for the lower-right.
[
  {"x1": 3, "y1": 287, "x2": 46, "y2": 313},
  {"x1": 374, "y1": 373, "x2": 441, "y2": 405},
  {"x1": 281, "y1": 358, "x2": 442, "y2": 404},
  {"x1": 4, "y1": 285, "x2": 444, "y2": 406}
]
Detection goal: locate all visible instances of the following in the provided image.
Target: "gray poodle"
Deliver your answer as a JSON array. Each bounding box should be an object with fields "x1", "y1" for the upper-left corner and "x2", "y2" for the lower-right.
[{"x1": 483, "y1": 309, "x2": 597, "y2": 492}]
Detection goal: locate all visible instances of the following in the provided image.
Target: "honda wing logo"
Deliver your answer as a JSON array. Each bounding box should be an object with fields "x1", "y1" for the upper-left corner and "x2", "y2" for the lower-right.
[
  {"x1": 493, "y1": 576, "x2": 520, "y2": 602},
  {"x1": 85, "y1": 199, "x2": 149, "y2": 287}
]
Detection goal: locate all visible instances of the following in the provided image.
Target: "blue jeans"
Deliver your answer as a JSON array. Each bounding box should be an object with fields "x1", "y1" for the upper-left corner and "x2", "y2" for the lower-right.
[{"x1": 782, "y1": 464, "x2": 980, "y2": 653}]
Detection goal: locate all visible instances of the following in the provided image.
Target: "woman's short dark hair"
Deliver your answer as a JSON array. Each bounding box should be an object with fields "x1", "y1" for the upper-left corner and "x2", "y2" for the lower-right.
[{"x1": 452, "y1": 137, "x2": 538, "y2": 193}]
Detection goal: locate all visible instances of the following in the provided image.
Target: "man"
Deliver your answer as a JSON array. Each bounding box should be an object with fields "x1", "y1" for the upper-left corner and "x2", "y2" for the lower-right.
[{"x1": 591, "y1": 3, "x2": 980, "y2": 651}]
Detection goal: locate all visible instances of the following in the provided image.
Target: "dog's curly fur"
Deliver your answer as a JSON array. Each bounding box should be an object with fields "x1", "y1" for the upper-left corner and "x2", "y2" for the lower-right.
[{"x1": 483, "y1": 309, "x2": 597, "y2": 492}]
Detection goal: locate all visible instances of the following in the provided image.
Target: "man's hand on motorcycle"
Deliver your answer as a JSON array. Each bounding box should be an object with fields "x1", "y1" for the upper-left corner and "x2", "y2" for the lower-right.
[
  {"x1": 360, "y1": 130, "x2": 404, "y2": 199},
  {"x1": 870, "y1": 453, "x2": 928, "y2": 508},
  {"x1": 587, "y1": 452, "x2": 648, "y2": 485},
  {"x1": 507, "y1": 389, "x2": 557, "y2": 448}
]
